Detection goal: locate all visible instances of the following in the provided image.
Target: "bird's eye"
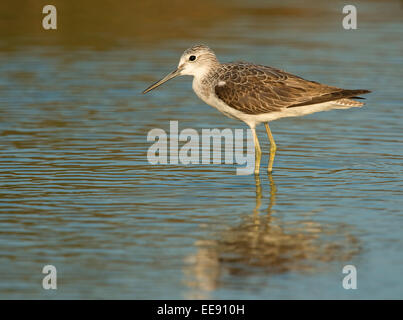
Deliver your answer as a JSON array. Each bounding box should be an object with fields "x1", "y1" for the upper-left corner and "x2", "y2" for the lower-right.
[{"x1": 189, "y1": 55, "x2": 196, "y2": 61}]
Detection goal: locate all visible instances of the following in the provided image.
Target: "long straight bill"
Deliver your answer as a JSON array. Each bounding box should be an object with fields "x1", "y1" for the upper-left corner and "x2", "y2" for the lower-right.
[{"x1": 142, "y1": 68, "x2": 182, "y2": 94}]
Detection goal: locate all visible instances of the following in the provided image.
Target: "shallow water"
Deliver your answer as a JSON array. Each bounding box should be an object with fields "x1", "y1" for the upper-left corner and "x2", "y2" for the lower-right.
[{"x1": 0, "y1": 0, "x2": 402, "y2": 299}]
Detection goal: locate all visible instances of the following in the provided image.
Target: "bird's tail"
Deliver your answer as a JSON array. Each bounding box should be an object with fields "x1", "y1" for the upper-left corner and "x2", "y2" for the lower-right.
[
  {"x1": 289, "y1": 89, "x2": 371, "y2": 108},
  {"x1": 333, "y1": 89, "x2": 371, "y2": 108}
]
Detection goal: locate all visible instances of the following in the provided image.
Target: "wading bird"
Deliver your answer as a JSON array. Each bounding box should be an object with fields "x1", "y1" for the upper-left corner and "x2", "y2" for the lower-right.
[{"x1": 143, "y1": 45, "x2": 370, "y2": 174}]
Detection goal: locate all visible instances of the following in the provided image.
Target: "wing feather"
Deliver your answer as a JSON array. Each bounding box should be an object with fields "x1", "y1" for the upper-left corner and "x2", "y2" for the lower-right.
[{"x1": 214, "y1": 63, "x2": 370, "y2": 115}]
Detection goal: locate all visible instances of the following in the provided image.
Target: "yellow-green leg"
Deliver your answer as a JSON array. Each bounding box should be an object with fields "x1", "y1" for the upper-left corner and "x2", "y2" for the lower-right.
[
  {"x1": 264, "y1": 123, "x2": 277, "y2": 173},
  {"x1": 251, "y1": 128, "x2": 261, "y2": 175}
]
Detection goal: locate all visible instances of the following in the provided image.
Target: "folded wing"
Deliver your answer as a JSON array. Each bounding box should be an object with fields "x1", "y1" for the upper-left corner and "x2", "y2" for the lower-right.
[{"x1": 214, "y1": 63, "x2": 370, "y2": 115}]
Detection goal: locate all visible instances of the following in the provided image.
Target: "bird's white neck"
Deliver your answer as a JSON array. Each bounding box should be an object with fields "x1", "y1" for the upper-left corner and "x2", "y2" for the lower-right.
[{"x1": 191, "y1": 64, "x2": 215, "y2": 82}]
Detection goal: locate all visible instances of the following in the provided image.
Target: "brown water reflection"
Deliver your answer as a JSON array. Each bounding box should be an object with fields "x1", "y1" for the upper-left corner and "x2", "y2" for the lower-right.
[
  {"x1": 0, "y1": 0, "x2": 236, "y2": 50},
  {"x1": 0, "y1": 0, "x2": 351, "y2": 51},
  {"x1": 184, "y1": 175, "x2": 361, "y2": 298}
]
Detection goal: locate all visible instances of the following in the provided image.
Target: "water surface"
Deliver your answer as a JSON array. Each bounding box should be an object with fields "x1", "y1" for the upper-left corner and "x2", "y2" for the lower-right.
[{"x1": 0, "y1": 0, "x2": 402, "y2": 299}]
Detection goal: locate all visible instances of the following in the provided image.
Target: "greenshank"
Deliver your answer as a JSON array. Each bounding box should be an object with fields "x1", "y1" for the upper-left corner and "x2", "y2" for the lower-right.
[{"x1": 143, "y1": 45, "x2": 370, "y2": 174}]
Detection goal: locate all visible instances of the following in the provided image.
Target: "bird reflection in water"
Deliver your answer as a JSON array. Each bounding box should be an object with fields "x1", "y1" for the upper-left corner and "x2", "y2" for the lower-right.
[{"x1": 183, "y1": 174, "x2": 361, "y2": 299}]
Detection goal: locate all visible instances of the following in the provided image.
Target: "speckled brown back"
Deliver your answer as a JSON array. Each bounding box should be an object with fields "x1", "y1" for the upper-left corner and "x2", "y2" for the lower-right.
[{"x1": 211, "y1": 63, "x2": 370, "y2": 115}]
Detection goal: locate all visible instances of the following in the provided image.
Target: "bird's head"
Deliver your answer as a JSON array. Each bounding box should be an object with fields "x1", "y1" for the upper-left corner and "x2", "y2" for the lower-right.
[{"x1": 143, "y1": 45, "x2": 219, "y2": 94}]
